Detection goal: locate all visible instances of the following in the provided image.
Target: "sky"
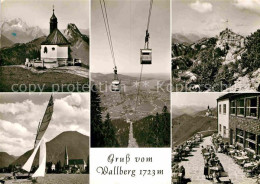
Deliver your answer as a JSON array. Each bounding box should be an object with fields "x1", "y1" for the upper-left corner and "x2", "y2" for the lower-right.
[
  {"x1": 172, "y1": 92, "x2": 225, "y2": 108},
  {"x1": 1, "y1": 0, "x2": 89, "y2": 30},
  {"x1": 172, "y1": 0, "x2": 260, "y2": 37},
  {"x1": 91, "y1": 0, "x2": 170, "y2": 74},
  {"x1": 0, "y1": 93, "x2": 89, "y2": 156}
]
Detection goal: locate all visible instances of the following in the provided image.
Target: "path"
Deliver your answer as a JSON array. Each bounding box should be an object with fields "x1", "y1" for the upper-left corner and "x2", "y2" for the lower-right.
[
  {"x1": 216, "y1": 150, "x2": 256, "y2": 184},
  {"x1": 178, "y1": 136, "x2": 257, "y2": 183},
  {"x1": 178, "y1": 137, "x2": 212, "y2": 184},
  {"x1": 127, "y1": 120, "x2": 138, "y2": 148},
  {"x1": 6, "y1": 65, "x2": 89, "y2": 78}
]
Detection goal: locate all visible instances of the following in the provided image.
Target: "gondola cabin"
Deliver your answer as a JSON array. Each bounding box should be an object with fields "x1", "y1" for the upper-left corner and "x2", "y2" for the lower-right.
[
  {"x1": 111, "y1": 80, "x2": 120, "y2": 91},
  {"x1": 140, "y1": 49, "x2": 152, "y2": 64}
]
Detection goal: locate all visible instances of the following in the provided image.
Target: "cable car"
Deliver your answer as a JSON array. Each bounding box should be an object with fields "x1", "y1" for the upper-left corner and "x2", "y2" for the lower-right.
[
  {"x1": 111, "y1": 66, "x2": 120, "y2": 92},
  {"x1": 111, "y1": 80, "x2": 120, "y2": 92},
  {"x1": 140, "y1": 49, "x2": 152, "y2": 64}
]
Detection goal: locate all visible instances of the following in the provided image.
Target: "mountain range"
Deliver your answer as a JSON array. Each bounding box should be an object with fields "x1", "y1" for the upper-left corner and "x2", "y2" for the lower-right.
[
  {"x1": 172, "y1": 105, "x2": 209, "y2": 118},
  {"x1": 12, "y1": 131, "x2": 89, "y2": 167},
  {"x1": 1, "y1": 18, "x2": 45, "y2": 44},
  {"x1": 172, "y1": 33, "x2": 206, "y2": 45},
  {"x1": 0, "y1": 20, "x2": 89, "y2": 66}
]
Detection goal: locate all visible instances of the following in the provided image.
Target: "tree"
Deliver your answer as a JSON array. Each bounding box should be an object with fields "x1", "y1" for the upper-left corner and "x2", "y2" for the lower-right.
[
  {"x1": 55, "y1": 161, "x2": 62, "y2": 173},
  {"x1": 161, "y1": 106, "x2": 170, "y2": 146},
  {"x1": 91, "y1": 84, "x2": 105, "y2": 147},
  {"x1": 46, "y1": 162, "x2": 53, "y2": 173},
  {"x1": 241, "y1": 29, "x2": 260, "y2": 73},
  {"x1": 103, "y1": 113, "x2": 119, "y2": 147},
  {"x1": 85, "y1": 156, "x2": 89, "y2": 174}
]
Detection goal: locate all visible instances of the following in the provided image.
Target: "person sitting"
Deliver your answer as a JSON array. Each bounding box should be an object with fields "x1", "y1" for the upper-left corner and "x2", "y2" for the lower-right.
[
  {"x1": 185, "y1": 146, "x2": 190, "y2": 156},
  {"x1": 204, "y1": 162, "x2": 209, "y2": 179},
  {"x1": 241, "y1": 149, "x2": 247, "y2": 157},
  {"x1": 213, "y1": 171, "x2": 221, "y2": 183},
  {"x1": 180, "y1": 166, "x2": 185, "y2": 178}
]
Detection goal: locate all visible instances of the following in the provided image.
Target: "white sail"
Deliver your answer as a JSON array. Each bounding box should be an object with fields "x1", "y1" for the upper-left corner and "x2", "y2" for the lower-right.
[
  {"x1": 35, "y1": 95, "x2": 54, "y2": 147},
  {"x1": 32, "y1": 138, "x2": 46, "y2": 177},
  {"x1": 22, "y1": 138, "x2": 43, "y2": 172},
  {"x1": 22, "y1": 95, "x2": 54, "y2": 174}
]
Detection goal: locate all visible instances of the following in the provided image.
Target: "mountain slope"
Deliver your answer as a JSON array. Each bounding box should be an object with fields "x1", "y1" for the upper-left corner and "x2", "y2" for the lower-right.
[
  {"x1": 1, "y1": 35, "x2": 14, "y2": 48},
  {"x1": 0, "y1": 36, "x2": 45, "y2": 66},
  {"x1": 172, "y1": 110, "x2": 217, "y2": 146},
  {"x1": 1, "y1": 18, "x2": 45, "y2": 43},
  {"x1": 13, "y1": 131, "x2": 89, "y2": 166},
  {"x1": 0, "y1": 152, "x2": 16, "y2": 168},
  {"x1": 64, "y1": 24, "x2": 89, "y2": 66},
  {"x1": 172, "y1": 28, "x2": 260, "y2": 92}
]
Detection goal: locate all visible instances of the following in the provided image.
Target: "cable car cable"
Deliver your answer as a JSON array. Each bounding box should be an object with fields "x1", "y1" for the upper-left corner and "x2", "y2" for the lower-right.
[
  {"x1": 99, "y1": 0, "x2": 117, "y2": 68},
  {"x1": 146, "y1": 0, "x2": 153, "y2": 32},
  {"x1": 133, "y1": 0, "x2": 153, "y2": 119},
  {"x1": 100, "y1": 0, "x2": 121, "y2": 92}
]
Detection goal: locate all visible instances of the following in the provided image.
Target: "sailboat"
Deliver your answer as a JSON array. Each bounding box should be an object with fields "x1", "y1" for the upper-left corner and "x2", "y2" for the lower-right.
[{"x1": 0, "y1": 95, "x2": 54, "y2": 184}]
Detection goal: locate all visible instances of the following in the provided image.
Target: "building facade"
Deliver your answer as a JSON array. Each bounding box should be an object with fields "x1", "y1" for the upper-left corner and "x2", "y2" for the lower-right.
[
  {"x1": 63, "y1": 146, "x2": 86, "y2": 173},
  {"x1": 217, "y1": 93, "x2": 260, "y2": 154},
  {"x1": 38, "y1": 7, "x2": 70, "y2": 68},
  {"x1": 217, "y1": 98, "x2": 230, "y2": 139}
]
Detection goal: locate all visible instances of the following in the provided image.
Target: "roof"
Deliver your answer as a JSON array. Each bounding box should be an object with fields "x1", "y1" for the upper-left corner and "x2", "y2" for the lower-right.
[
  {"x1": 217, "y1": 93, "x2": 236, "y2": 101},
  {"x1": 217, "y1": 93, "x2": 260, "y2": 101},
  {"x1": 69, "y1": 159, "x2": 85, "y2": 165},
  {"x1": 42, "y1": 29, "x2": 69, "y2": 45},
  {"x1": 50, "y1": 12, "x2": 57, "y2": 22}
]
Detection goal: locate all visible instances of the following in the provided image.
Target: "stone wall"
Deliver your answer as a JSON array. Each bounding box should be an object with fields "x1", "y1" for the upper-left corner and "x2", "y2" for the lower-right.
[{"x1": 230, "y1": 116, "x2": 260, "y2": 135}]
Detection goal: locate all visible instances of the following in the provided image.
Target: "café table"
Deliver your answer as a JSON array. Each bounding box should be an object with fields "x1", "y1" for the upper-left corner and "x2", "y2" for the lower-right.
[
  {"x1": 172, "y1": 152, "x2": 178, "y2": 156},
  {"x1": 219, "y1": 176, "x2": 231, "y2": 183},
  {"x1": 244, "y1": 162, "x2": 256, "y2": 168}
]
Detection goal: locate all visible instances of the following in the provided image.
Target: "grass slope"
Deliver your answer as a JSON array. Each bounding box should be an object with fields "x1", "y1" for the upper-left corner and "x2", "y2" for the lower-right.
[
  {"x1": 0, "y1": 67, "x2": 88, "y2": 92},
  {"x1": 172, "y1": 113, "x2": 217, "y2": 146}
]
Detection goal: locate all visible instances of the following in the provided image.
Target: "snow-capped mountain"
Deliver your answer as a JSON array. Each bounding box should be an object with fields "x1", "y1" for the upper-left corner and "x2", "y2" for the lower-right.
[
  {"x1": 1, "y1": 18, "x2": 45, "y2": 43},
  {"x1": 0, "y1": 23, "x2": 89, "y2": 67}
]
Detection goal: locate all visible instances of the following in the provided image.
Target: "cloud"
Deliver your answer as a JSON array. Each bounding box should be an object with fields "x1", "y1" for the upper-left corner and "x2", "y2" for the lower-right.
[
  {"x1": 0, "y1": 94, "x2": 89, "y2": 156},
  {"x1": 0, "y1": 100, "x2": 33, "y2": 115},
  {"x1": 0, "y1": 119, "x2": 32, "y2": 138},
  {"x1": 190, "y1": 0, "x2": 213, "y2": 13},
  {"x1": 234, "y1": 0, "x2": 260, "y2": 13}
]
